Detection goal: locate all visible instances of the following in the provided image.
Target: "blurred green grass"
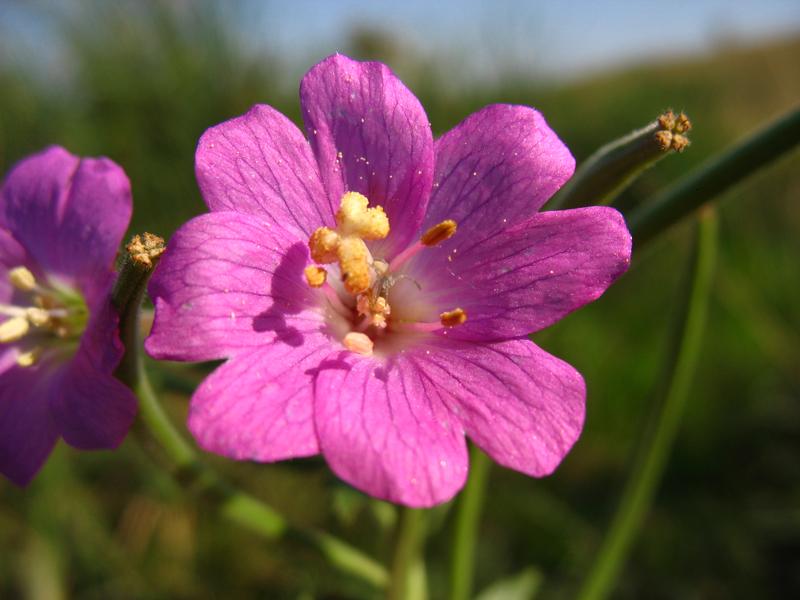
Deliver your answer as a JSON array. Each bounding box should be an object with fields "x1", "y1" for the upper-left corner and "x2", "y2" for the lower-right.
[{"x1": 0, "y1": 2, "x2": 798, "y2": 598}]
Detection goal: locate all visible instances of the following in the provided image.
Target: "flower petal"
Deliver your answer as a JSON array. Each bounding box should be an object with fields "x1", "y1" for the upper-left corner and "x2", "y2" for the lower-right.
[
  {"x1": 188, "y1": 340, "x2": 331, "y2": 461},
  {"x1": 51, "y1": 299, "x2": 136, "y2": 450},
  {"x1": 146, "y1": 211, "x2": 325, "y2": 362},
  {"x1": 196, "y1": 104, "x2": 331, "y2": 236},
  {"x1": 300, "y1": 54, "x2": 434, "y2": 258},
  {"x1": 0, "y1": 364, "x2": 60, "y2": 486},
  {"x1": 423, "y1": 105, "x2": 574, "y2": 239},
  {"x1": 414, "y1": 207, "x2": 632, "y2": 340},
  {"x1": 0, "y1": 228, "x2": 30, "y2": 304},
  {"x1": 417, "y1": 338, "x2": 585, "y2": 477},
  {"x1": 314, "y1": 354, "x2": 468, "y2": 507},
  {"x1": 0, "y1": 146, "x2": 131, "y2": 298}
]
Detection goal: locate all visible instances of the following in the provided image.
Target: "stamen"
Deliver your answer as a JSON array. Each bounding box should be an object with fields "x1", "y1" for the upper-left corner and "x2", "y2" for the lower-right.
[
  {"x1": 309, "y1": 227, "x2": 340, "y2": 264},
  {"x1": 336, "y1": 192, "x2": 389, "y2": 239},
  {"x1": 343, "y1": 331, "x2": 374, "y2": 356},
  {"x1": 320, "y1": 282, "x2": 351, "y2": 317},
  {"x1": 391, "y1": 309, "x2": 468, "y2": 333},
  {"x1": 421, "y1": 220, "x2": 457, "y2": 246},
  {"x1": 356, "y1": 292, "x2": 391, "y2": 329},
  {"x1": 337, "y1": 237, "x2": 371, "y2": 295},
  {"x1": 440, "y1": 308, "x2": 467, "y2": 327},
  {"x1": 26, "y1": 307, "x2": 51, "y2": 327},
  {"x1": 9, "y1": 266, "x2": 36, "y2": 292},
  {"x1": 0, "y1": 305, "x2": 28, "y2": 318},
  {"x1": 0, "y1": 316, "x2": 30, "y2": 343},
  {"x1": 389, "y1": 219, "x2": 458, "y2": 271},
  {"x1": 16, "y1": 347, "x2": 41, "y2": 368},
  {"x1": 304, "y1": 265, "x2": 327, "y2": 288}
]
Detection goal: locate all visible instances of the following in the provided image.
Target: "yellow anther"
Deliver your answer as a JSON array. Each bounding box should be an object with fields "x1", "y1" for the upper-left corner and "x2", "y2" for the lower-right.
[
  {"x1": 356, "y1": 294, "x2": 371, "y2": 317},
  {"x1": 440, "y1": 308, "x2": 467, "y2": 327},
  {"x1": 0, "y1": 316, "x2": 30, "y2": 343},
  {"x1": 657, "y1": 110, "x2": 676, "y2": 131},
  {"x1": 16, "y1": 347, "x2": 41, "y2": 368},
  {"x1": 654, "y1": 130, "x2": 673, "y2": 151},
  {"x1": 9, "y1": 266, "x2": 36, "y2": 291},
  {"x1": 421, "y1": 220, "x2": 458, "y2": 246},
  {"x1": 26, "y1": 307, "x2": 50, "y2": 327},
  {"x1": 304, "y1": 265, "x2": 327, "y2": 288},
  {"x1": 674, "y1": 112, "x2": 692, "y2": 134},
  {"x1": 343, "y1": 331, "x2": 374, "y2": 356},
  {"x1": 671, "y1": 134, "x2": 690, "y2": 152},
  {"x1": 373, "y1": 259, "x2": 389, "y2": 278},
  {"x1": 309, "y1": 227, "x2": 340, "y2": 264},
  {"x1": 336, "y1": 192, "x2": 389, "y2": 240},
  {"x1": 337, "y1": 237, "x2": 371, "y2": 295},
  {"x1": 357, "y1": 292, "x2": 391, "y2": 328}
]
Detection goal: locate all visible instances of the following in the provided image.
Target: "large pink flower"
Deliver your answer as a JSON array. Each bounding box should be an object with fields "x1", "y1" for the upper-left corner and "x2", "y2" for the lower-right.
[
  {"x1": 146, "y1": 55, "x2": 632, "y2": 507},
  {"x1": 0, "y1": 146, "x2": 137, "y2": 485}
]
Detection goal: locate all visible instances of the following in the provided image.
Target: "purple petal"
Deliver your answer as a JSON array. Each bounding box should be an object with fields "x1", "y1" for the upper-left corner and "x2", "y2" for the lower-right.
[
  {"x1": 188, "y1": 340, "x2": 331, "y2": 461},
  {"x1": 300, "y1": 54, "x2": 434, "y2": 258},
  {"x1": 0, "y1": 146, "x2": 131, "y2": 300},
  {"x1": 0, "y1": 228, "x2": 30, "y2": 304},
  {"x1": 314, "y1": 354, "x2": 468, "y2": 507},
  {"x1": 51, "y1": 298, "x2": 136, "y2": 449},
  {"x1": 414, "y1": 207, "x2": 632, "y2": 340},
  {"x1": 195, "y1": 104, "x2": 331, "y2": 236},
  {"x1": 423, "y1": 105, "x2": 574, "y2": 239},
  {"x1": 146, "y1": 212, "x2": 325, "y2": 362},
  {"x1": 0, "y1": 363, "x2": 60, "y2": 486},
  {"x1": 417, "y1": 338, "x2": 585, "y2": 477}
]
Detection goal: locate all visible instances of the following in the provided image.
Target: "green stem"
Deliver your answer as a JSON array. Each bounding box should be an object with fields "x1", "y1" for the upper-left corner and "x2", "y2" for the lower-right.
[
  {"x1": 625, "y1": 107, "x2": 800, "y2": 245},
  {"x1": 135, "y1": 363, "x2": 389, "y2": 587},
  {"x1": 389, "y1": 508, "x2": 428, "y2": 600},
  {"x1": 449, "y1": 444, "x2": 491, "y2": 600},
  {"x1": 550, "y1": 110, "x2": 690, "y2": 210},
  {"x1": 577, "y1": 209, "x2": 718, "y2": 600},
  {"x1": 113, "y1": 233, "x2": 389, "y2": 590}
]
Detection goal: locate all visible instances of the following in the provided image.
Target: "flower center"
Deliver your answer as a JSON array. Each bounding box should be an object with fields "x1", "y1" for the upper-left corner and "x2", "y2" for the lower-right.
[
  {"x1": 0, "y1": 266, "x2": 89, "y2": 367},
  {"x1": 306, "y1": 192, "x2": 465, "y2": 357}
]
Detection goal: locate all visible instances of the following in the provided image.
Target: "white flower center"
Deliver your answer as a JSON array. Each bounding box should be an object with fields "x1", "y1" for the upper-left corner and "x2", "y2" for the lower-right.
[
  {"x1": 305, "y1": 193, "x2": 465, "y2": 357},
  {"x1": 0, "y1": 266, "x2": 88, "y2": 367}
]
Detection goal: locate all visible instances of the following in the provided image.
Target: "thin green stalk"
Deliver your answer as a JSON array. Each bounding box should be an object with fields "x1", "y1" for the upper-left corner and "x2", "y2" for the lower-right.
[
  {"x1": 390, "y1": 508, "x2": 428, "y2": 600},
  {"x1": 449, "y1": 444, "x2": 491, "y2": 600},
  {"x1": 113, "y1": 233, "x2": 389, "y2": 590},
  {"x1": 549, "y1": 110, "x2": 691, "y2": 210},
  {"x1": 577, "y1": 209, "x2": 718, "y2": 600},
  {"x1": 625, "y1": 107, "x2": 800, "y2": 245}
]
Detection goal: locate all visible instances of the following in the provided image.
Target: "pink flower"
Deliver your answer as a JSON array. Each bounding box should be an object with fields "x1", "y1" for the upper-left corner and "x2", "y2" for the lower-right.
[
  {"x1": 0, "y1": 147, "x2": 137, "y2": 485},
  {"x1": 146, "y1": 55, "x2": 632, "y2": 507}
]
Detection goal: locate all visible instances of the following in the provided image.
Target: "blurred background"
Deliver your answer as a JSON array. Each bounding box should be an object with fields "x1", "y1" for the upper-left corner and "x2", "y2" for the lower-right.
[{"x1": 0, "y1": 1, "x2": 798, "y2": 598}]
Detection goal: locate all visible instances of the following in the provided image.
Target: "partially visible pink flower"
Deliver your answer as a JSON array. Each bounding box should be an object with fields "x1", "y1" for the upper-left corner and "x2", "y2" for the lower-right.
[
  {"x1": 146, "y1": 55, "x2": 632, "y2": 507},
  {"x1": 0, "y1": 146, "x2": 137, "y2": 485}
]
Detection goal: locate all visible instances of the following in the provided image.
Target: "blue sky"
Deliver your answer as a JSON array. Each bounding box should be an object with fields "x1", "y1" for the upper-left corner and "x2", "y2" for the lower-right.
[
  {"x1": 249, "y1": 0, "x2": 800, "y2": 82},
  {"x1": 2, "y1": 0, "x2": 799, "y2": 83}
]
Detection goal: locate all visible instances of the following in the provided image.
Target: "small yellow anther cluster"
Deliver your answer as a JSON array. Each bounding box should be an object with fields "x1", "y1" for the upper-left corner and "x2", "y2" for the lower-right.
[
  {"x1": 343, "y1": 331, "x2": 374, "y2": 356},
  {"x1": 421, "y1": 220, "x2": 458, "y2": 247},
  {"x1": 357, "y1": 291, "x2": 391, "y2": 329},
  {"x1": 440, "y1": 307, "x2": 467, "y2": 327},
  {"x1": 9, "y1": 266, "x2": 36, "y2": 291},
  {"x1": 655, "y1": 110, "x2": 692, "y2": 153},
  {"x1": 0, "y1": 265, "x2": 78, "y2": 366},
  {"x1": 307, "y1": 192, "x2": 390, "y2": 295},
  {"x1": 304, "y1": 265, "x2": 327, "y2": 288}
]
